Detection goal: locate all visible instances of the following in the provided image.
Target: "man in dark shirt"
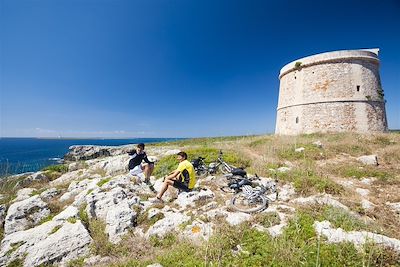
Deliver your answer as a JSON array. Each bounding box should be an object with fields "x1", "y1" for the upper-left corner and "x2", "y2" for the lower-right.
[{"x1": 128, "y1": 143, "x2": 154, "y2": 184}]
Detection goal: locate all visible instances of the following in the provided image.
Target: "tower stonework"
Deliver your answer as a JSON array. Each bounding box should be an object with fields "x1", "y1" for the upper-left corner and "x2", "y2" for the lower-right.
[{"x1": 275, "y1": 49, "x2": 388, "y2": 135}]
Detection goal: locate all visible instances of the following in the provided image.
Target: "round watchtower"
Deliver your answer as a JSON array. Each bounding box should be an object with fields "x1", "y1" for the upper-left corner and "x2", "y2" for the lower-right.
[{"x1": 275, "y1": 49, "x2": 388, "y2": 135}]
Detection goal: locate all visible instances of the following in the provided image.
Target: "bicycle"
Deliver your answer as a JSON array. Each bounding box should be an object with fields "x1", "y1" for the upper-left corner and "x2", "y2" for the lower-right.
[
  {"x1": 208, "y1": 150, "x2": 236, "y2": 175},
  {"x1": 221, "y1": 174, "x2": 278, "y2": 213}
]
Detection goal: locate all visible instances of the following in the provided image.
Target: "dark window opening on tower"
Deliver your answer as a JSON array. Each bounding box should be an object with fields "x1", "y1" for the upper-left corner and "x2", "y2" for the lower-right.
[
  {"x1": 357, "y1": 85, "x2": 360, "y2": 92},
  {"x1": 296, "y1": 117, "x2": 299, "y2": 124}
]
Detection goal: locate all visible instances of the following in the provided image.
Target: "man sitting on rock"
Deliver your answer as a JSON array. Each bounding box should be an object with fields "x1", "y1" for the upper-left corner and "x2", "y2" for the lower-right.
[
  {"x1": 128, "y1": 143, "x2": 154, "y2": 185},
  {"x1": 150, "y1": 151, "x2": 196, "y2": 203}
]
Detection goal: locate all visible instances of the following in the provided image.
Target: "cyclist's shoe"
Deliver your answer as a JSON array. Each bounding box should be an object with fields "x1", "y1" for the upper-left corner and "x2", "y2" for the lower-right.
[{"x1": 149, "y1": 196, "x2": 163, "y2": 203}]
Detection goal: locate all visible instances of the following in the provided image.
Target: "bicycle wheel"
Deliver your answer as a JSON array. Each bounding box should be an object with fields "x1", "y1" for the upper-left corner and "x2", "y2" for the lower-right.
[{"x1": 230, "y1": 192, "x2": 268, "y2": 213}]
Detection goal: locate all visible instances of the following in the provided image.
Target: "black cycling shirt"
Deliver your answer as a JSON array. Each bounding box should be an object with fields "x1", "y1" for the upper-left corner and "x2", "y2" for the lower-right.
[{"x1": 128, "y1": 151, "x2": 153, "y2": 170}]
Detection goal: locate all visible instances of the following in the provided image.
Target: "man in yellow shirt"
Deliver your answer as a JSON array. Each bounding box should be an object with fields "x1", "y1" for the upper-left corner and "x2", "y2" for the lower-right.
[{"x1": 151, "y1": 151, "x2": 196, "y2": 203}]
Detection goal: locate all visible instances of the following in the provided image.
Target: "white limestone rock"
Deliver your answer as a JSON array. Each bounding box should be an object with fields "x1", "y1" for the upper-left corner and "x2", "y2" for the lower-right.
[
  {"x1": 314, "y1": 220, "x2": 400, "y2": 253},
  {"x1": 60, "y1": 178, "x2": 100, "y2": 202},
  {"x1": 277, "y1": 183, "x2": 296, "y2": 201},
  {"x1": 105, "y1": 200, "x2": 137, "y2": 244},
  {"x1": 183, "y1": 219, "x2": 213, "y2": 243},
  {"x1": 175, "y1": 188, "x2": 215, "y2": 209},
  {"x1": 84, "y1": 255, "x2": 111, "y2": 266},
  {"x1": 89, "y1": 154, "x2": 129, "y2": 176},
  {"x1": 164, "y1": 149, "x2": 181, "y2": 156},
  {"x1": 290, "y1": 194, "x2": 349, "y2": 210},
  {"x1": 40, "y1": 188, "x2": 60, "y2": 200},
  {"x1": 0, "y1": 220, "x2": 62, "y2": 266},
  {"x1": 295, "y1": 147, "x2": 305, "y2": 153},
  {"x1": 23, "y1": 171, "x2": 48, "y2": 186},
  {"x1": 68, "y1": 161, "x2": 88, "y2": 172},
  {"x1": 24, "y1": 221, "x2": 92, "y2": 267},
  {"x1": 313, "y1": 140, "x2": 323, "y2": 148},
  {"x1": 386, "y1": 202, "x2": 400, "y2": 214},
  {"x1": 147, "y1": 208, "x2": 162, "y2": 220},
  {"x1": 53, "y1": 206, "x2": 79, "y2": 221},
  {"x1": 146, "y1": 212, "x2": 190, "y2": 238},
  {"x1": 277, "y1": 166, "x2": 291, "y2": 173},
  {"x1": 361, "y1": 199, "x2": 375, "y2": 211},
  {"x1": 357, "y1": 155, "x2": 378, "y2": 166},
  {"x1": 355, "y1": 188, "x2": 369, "y2": 197},
  {"x1": 86, "y1": 187, "x2": 128, "y2": 220},
  {"x1": 4, "y1": 195, "x2": 51, "y2": 235},
  {"x1": 50, "y1": 169, "x2": 96, "y2": 187},
  {"x1": 13, "y1": 188, "x2": 35, "y2": 202},
  {"x1": 0, "y1": 204, "x2": 6, "y2": 227},
  {"x1": 225, "y1": 212, "x2": 251, "y2": 226}
]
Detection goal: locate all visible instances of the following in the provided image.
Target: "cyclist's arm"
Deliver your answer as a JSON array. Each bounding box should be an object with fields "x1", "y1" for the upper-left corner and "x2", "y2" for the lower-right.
[{"x1": 165, "y1": 170, "x2": 180, "y2": 180}]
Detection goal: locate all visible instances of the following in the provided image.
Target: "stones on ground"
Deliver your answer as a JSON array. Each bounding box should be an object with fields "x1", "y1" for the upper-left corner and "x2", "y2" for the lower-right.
[
  {"x1": 175, "y1": 188, "x2": 215, "y2": 209},
  {"x1": 361, "y1": 199, "x2": 375, "y2": 210},
  {"x1": 357, "y1": 155, "x2": 378, "y2": 166},
  {"x1": 146, "y1": 212, "x2": 190, "y2": 238},
  {"x1": 4, "y1": 195, "x2": 51, "y2": 235},
  {"x1": 386, "y1": 202, "x2": 400, "y2": 215},
  {"x1": 295, "y1": 147, "x2": 305, "y2": 153},
  {"x1": 314, "y1": 220, "x2": 400, "y2": 253},
  {"x1": 147, "y1": 264, "x2": 163, "y2": 267},
  {"x1": 277, "y1": 166, "x2": 291, "y2": 173},
  {"x1": 360, "y1": 177, "x2": 376, "y2": 185},
  {"x1": 313, "y1": 140, "x2": 323, "y2": 148},
  {"x1": 291, "y1": 194, "x2": 349, "y2": 210},
  {"x1": 84, "y1": 255, "x2": 111, "y2": 266},
  {"x1": 355, "y1": 188, "x2": 369, "y2": 197},
  {"x1": 277, "y1": 183, "x2": 296, "y2": 201}
]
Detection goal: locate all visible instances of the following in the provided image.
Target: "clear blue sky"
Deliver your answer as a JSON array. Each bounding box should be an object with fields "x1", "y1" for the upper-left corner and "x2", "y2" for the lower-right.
[{"x1": 1, "y1": 0, "x2": 399, "y2": 138}]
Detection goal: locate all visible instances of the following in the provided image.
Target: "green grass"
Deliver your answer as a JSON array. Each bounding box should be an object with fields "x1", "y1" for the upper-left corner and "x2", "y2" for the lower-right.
[
  {"x1": 49, "y1": 225, "x2": 62, "y2": 235},
  {"x1": 330, "y1": 164, "x2": 393, "y2": 181},
  {"x1": 153, "y1": 148, "x2": 250, "y2": 178},
  {"x1": 276, "y1": 168, "x2": 343, "y2": 195},
  {"x1": 277, "y1": 144, "x2": 325, "y2": 161},
  {"x1": 42, "y1": 164, "x2": 68, "y2": 173},
  {"x1": 253, "y1": 212, "x2": 281, "y2": 228},
  {"x1": 96, "y1": 177, "x2": 111, "y2": 187}
]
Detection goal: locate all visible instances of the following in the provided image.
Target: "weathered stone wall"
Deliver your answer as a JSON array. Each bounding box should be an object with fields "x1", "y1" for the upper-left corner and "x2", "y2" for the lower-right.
[{"x1": 275, "y1": 49, "x2": 388, "y2": 135}]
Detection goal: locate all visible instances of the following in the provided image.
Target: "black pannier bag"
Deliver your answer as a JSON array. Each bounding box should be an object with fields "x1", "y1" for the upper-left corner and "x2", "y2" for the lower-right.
[{"x1": 231, "y1": 168, "x2": 247, "y2": 177}]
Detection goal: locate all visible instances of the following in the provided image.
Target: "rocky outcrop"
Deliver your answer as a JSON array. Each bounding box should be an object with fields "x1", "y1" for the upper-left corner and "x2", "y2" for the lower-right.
[
  {"x1": 64, "y1": 145, "x2": 136, "y2": 161},
  {"x1": 314, "y1": 220, "x2": 400, "y2": 253},
  {"x1": 4, "y1": 195, "x2": 51, "y2": 235},
  {"x1": 0, "y1": 220, "x2": 92, "y2": 267}
]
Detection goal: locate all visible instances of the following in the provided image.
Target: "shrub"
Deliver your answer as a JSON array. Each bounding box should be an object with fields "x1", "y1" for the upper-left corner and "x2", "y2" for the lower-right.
[{"x1": 42, "y1": 164, "x2": 68, "y2": 173}]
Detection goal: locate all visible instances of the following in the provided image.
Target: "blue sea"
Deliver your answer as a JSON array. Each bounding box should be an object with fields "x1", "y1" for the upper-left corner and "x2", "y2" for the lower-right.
[{"x1": 0, "y1": 138, "x2": 181, "y2": 177}]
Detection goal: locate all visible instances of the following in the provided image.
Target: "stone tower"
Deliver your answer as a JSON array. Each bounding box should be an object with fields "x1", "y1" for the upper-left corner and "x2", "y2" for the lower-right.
[{"x1": 275, "y1": 49, "x2": 388, "y2": 135}]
